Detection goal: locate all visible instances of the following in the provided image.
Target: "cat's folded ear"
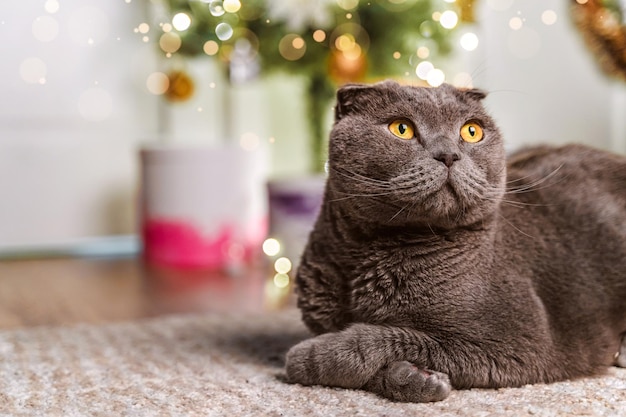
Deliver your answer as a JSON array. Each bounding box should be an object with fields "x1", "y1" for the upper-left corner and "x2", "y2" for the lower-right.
[
  {"x1": 334, "y1": 83, "x2": 374, "y2": 121},
  {"x1": 459, "y1": 87, "x2": 488, "y2": 101}
]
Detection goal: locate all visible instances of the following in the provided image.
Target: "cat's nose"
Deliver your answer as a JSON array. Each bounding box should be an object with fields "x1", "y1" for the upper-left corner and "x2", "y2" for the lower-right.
[{"x1": 434, "y1": 152, "x2": 460, "y2": 168}]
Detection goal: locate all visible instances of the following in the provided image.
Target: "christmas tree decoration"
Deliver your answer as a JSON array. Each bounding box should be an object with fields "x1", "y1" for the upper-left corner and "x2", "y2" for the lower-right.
[
  {"x1": 165, "y1": 69, "x2": 195, "y2": 102},
  {"x1": 571, "y1": 0, "x2": 626, "y2": 82},
  {"x1": 150, "y1": 0, "x2": 461, "y2": 171}
]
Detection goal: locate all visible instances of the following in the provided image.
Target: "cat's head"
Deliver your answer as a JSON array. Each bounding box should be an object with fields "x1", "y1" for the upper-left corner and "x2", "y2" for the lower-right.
[{"x1": 327, "y1": 80, "x2": 506, "y2": 230}]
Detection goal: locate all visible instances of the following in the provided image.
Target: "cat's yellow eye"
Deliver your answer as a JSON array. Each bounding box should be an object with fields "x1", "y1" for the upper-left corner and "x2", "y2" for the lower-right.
[
  {"x1": 388, "y1": 120, "x2": 415, "y2": 140},
  {"x1": 460, "y1": 122, "x2": 484, "y2": 143}
]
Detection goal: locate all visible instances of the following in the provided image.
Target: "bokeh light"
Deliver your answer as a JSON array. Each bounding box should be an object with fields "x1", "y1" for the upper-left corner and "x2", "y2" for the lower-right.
[
  {"x1": 215, "y1": 22, "x2": 233, "y2": 41},
  {"x1": 32, "y1": 16, "x2": 59, "y2": 42},
  {"x1": 460, "y1": 32, "x2": 479, "y2": 51},
  {"x1": 209, "y1": 0, "x2": 226, "y2": 16},
  {"x1": 203, "y1": 40, "x2": 219, "y2": 55},
  {"x1": 159, "y1": 32, "x2": 181, "y2": 53},
  {"x1": 274, "y1": 257, "x2": 292, "y2": 274},
  {"x1": 416, "y1": 60, "x2": 434, "y2": 80},
  {"x1": 439, "y1": 10, "x2": 458, "y2": 29},
  {"x1": 19, "y1": 57, "x2": 47, "y2": 84},
  {"x1": 262, "y1": 238, "x2": 281, "y2": 256},
  {"x1": 509, "y1": 17, "x2": 523, "y2": 30},
  {"x1": 138, "y1": 23, "x2": 150, "y2": 34},
  {"x1": 172, "y1": 12, "x2": 191, "y2": 31},
  {"x1": 223, "y1": 0, "x2": 241, "y2": 13},
  {"x1": 427, "y1": 68, "x2": 445, "y2": 87},
  {"x1": 240, "y1": 132, "x2": 260, "y2": 151},
  {"x1": 417, "y1": 46, "x2": 430, "y2": 59},
  {"x1": 279, "y1": 34, "x2": 306, "y2": 61},
  {"x1": 541, "y1": 10, "x2": 557, "y2": 25},
  {"x1": 313, "y1": 30, "x2": 326, "y2": 42},
  {"x1": 146, "y1": 72, "x2": 169, "y2": 95},
  {"x1": 273, "y1": 273, "x2": 290, "y2": 289},
  {"x1": 44, "y1": 0, "x2": 60, "y2": 14}
]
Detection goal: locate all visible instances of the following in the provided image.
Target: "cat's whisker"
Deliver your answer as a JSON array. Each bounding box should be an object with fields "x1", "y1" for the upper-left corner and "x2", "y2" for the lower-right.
[
  {"x1": 497, "y1": 212, "x2": 537, "y2": 239},
  {"x1": 505, "y1": 164, "x2": 565, "y2": 194},
  {"x1": 331, "y1": 167, "x2": 394, "y2": 189}
]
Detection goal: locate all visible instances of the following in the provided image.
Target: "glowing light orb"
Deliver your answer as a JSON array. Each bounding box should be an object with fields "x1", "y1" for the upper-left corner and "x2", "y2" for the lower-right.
[
  {"x1": 427, "y1": 68, "x2": 445, "y2": 87},
  {"x1": 416, "y1": 61, "x2": 434, "y2": 80},
  {"x1": 159, "y1": 32, "x2": 181, "y2": 53},
  {"x1": 45, "y1": 0, "x2": 60, "y2": 13},
  {"x1": 279, "y1": 34, "x2": 306, "y2": 61},
  {"x1": 460, "y1": 32, "x2": 479, "y2": 51},
  {"x1": 215, "y1": 22, "x2": 233, "y2": 41},
  {"x1": 138, "y1": 23, "x2": 150, "y2": 34},
  {"x1": 417, "y1": 46, "x2": 430, "y2": 59},
  {"x1": 172, "y1": 13, "x2": 191, "y2": 31},
  {"x1": 239, "y1": 132, "x2": 260, "y2": 151},
  {"x1": 274, "y1": 257, "x2": 292, "y2": 274},
  {"x1": 313, "y1": 30, "x2": 326, "y2": 42},
  {"x1": 32, "y1": 16, "x2": 59, "y2": 42},
  {"x1": 209, "y1": 0, "x2": 226, "y2": 16},
  {"x1": 19, "y1": 57, "x2": 47, "y2": 84},
  {"x1": 146, "y1": 72, "x2": 169, "y2": 95},
  {"x1": 273, "y1": 273, "x2": 290, "y2": 289},
  {"x1": 439, "y1": 10, "x2": 458, "y2": 29},
  {"x1": 223, "y1": 0, "x2": 241, "y2": 13},
  {"x1": 203, "y1": 40, "x2": 219, "y2": 56},
  {"x1": 262, "y1": 238, "x2": 281, "y2": 256},
  {"x1": 541, "y1": 10, "x2": 557, "y2": 25},
  {"x1": 509, "y1": 17, "x2": 523, "y2": 30}
]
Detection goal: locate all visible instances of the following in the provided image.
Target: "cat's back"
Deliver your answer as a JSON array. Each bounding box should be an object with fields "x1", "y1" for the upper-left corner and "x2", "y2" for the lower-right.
[
  {"x1": 500, "y1": 143, "x2": 626, "y2": 310},
  {"x1": 506, "y1": 144, "x2": 626, "y2": 199},
  {"x1": 505, "y1": 145, "x2": 626, "y2": 210}
]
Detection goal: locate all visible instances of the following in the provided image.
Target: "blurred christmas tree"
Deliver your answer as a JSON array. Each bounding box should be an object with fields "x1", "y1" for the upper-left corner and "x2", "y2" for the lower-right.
[{"x1": 152, "y1": 0, "x2": 462, "y2": 171}]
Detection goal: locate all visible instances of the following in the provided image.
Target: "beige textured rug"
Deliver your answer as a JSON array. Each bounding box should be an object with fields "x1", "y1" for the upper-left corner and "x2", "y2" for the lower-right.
[{"x1": 1, "y1": 309, "x2": 625, "y2": 417}]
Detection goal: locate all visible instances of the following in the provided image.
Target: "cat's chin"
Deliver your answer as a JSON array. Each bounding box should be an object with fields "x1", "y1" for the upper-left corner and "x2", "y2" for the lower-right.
[{"x1": 416, "y1": 175, "x2": 492, "y2": 229}]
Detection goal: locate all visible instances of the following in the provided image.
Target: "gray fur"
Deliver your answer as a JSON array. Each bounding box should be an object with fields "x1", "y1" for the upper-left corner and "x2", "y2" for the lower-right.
[{"x1": 284, "y1": 80, "x2": 626, "y2": 402}]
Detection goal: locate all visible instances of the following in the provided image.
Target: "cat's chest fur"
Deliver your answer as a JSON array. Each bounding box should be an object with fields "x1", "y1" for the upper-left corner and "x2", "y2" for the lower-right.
[{"x1": 345, "y1": 235, "x2": 494, "y2": 328}]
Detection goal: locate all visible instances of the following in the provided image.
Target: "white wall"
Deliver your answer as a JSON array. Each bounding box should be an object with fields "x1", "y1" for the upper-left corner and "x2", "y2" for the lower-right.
[
  {"x1": 0, "y1": 0, "x2": 160, "y2": 249},
  {"x1": 460, "y1": 0, "x2": 626, "y2": 154}
]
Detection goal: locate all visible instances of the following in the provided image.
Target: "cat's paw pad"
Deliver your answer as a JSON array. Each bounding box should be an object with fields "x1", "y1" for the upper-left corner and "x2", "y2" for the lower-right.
[{"x1": 365, "y1": 361, "x2": 451, "y2": 403}]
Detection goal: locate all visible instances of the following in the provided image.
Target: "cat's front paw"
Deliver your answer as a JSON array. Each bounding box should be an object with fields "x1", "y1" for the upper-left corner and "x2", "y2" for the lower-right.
[
  {"x1": 285, "y1": 332, "x2": 378, "y2": 389},
  {"x1": 364, "y1": 361, "x2": 452, "y2": 403},
  {"x1": 285, "y1": 337, "x2": 319, "y2": 386}
]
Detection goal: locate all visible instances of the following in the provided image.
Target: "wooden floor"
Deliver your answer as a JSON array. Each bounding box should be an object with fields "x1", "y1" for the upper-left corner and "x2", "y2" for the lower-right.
[{"x1": 0, "y1": 257, "x2": 293, "y2": 329}]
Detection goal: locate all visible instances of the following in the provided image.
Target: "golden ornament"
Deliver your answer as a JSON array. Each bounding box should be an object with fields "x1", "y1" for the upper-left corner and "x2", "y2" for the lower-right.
[{"x1": 165, "y1": 70, "x2": 195, "y2": 102}]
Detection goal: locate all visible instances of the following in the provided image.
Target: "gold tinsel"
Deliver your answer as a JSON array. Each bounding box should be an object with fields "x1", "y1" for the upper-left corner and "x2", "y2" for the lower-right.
[
  {"x1": 571, "y1": 0, "x2": 626, "y2": 82},
  {"x1": 457, "y1": 0, "x2": 477, "y2": 23}
]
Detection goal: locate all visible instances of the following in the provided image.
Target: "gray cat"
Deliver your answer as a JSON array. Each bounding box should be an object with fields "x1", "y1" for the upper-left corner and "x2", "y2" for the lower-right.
[{"x1": 284, "y1": 80, "x2": 626, "y2": 402}]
